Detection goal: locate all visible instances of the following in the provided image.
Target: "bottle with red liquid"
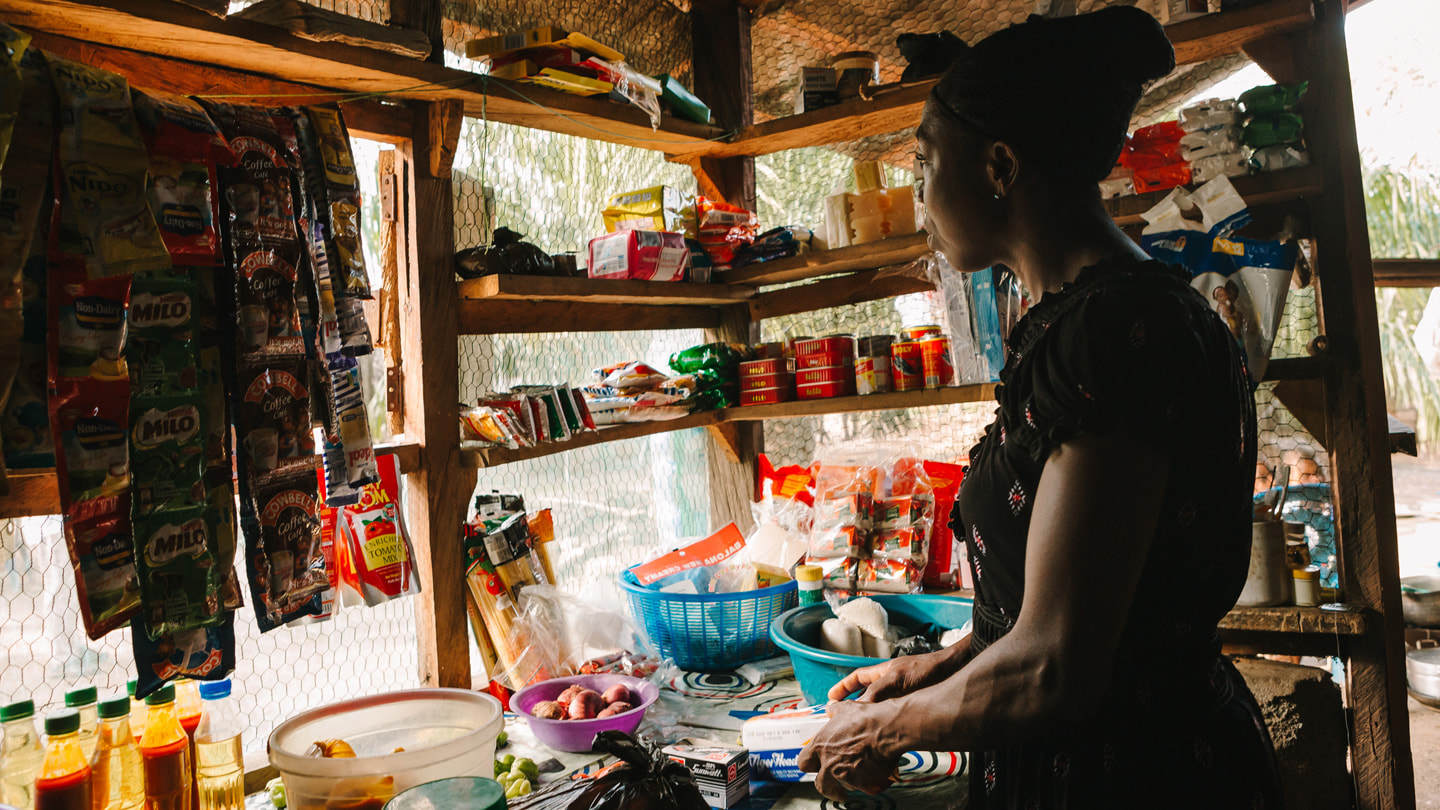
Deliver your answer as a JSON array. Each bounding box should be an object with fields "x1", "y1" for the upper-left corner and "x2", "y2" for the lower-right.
[
  {"x1": 139, "y1": 686, "x2": 191, "y2": 810},
  {"x1": 34, "y1": 710, "x2": 91, "y2": 810},
  {"x1": 172, "y1": 680, "x2": 203, "y2": 810}
]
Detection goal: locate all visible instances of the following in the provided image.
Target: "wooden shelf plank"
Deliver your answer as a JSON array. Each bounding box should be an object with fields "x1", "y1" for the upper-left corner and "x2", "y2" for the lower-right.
[
  {"x1": 749, "y1": 267, "x2": 934, "y2": 321},
  {"x1": 720, "y1": 233, "x2": 929, "y2": 287},
  {"x1": 457, "y1": 299, "x2": 727, "y2": 333},
  {"x1": 1107, "y1": 165, "x2": 1322, "y2": 227},
  {"x1": 1220, "y1": 605, "x2": 1366, "y2": 635},
  {"x1": 727, "y1": 385, "x2": 997, "y2": 421},
  {"x1": 1263, "y1": 356, "x2": 1325, "y2": 381},
  {"x1": 0, "y1": 442, "x2": 421, "y2": 519},
  {"x1": 679, "y1": 0, "x2": 1315, "y2": 161},
  {"x1": 1373, "y1": 258, "x2": 1440, "y2": 287},
  {"x1": 462, "y1": 410, "x2": 724, "y2": 468},
  {"x1": 0, "y1": 0, "x2": 724, "y2": 155},
  {"x1": 458, "y1": 275, "x2": 754, "y2": 306},
  {"x1": 461, "y1": 385, "x2": 998, "y2": 469}
]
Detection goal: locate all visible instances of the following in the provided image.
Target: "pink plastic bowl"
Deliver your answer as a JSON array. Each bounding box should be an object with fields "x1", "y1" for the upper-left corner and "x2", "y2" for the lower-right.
[{"x1": 510, "y1": 674, "x2": 659, "y2": 753}]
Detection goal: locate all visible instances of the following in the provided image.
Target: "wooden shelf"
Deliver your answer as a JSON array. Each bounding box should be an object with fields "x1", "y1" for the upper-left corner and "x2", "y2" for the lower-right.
[
  {"x1": 0, "y1": 442, "x2": 421, "y2": 519},
  {"x1": 721, "y1": 233, "x2": 929, "y2": 287},
  {"x1": 1264, "y1": 356, "x2": 1326, "y2": 381},
  {"x1": 1219, "y1": 605, "x2": 1366, "y2": 636},
  {"x1": 457, "y1": 274, "x2": 754, "y2": 306},
  {"x1": 1108, "y1": 165, "x2": 1323, "y2": 227},
  {"x1": 463, "y1": 384, "x2": 997, "y2": 468},
  {"x1": 0, "y1": 0, "x2": 724, "y2": 155},
  {"x1": 678, "y1": 0, "x2": 1315, "y2": 161}
]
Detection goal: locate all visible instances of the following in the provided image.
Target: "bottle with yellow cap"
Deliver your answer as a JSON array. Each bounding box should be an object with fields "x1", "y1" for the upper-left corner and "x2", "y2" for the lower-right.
[{"x1": 795, "y1": 564, "x2": 824, "y2": 606}]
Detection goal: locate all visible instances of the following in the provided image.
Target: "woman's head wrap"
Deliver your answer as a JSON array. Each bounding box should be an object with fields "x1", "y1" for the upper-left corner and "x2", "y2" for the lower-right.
[{"x1": 930, "y1": 6, "x2": 1175, "y2": 186}]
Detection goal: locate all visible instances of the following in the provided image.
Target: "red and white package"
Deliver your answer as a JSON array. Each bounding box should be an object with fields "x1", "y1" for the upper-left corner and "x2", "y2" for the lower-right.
[
  {"x1": 335, "y1": 452, "x2": 420, "y2": 606},
  {"x1": 587, "y1": 229, "x2": 689, "y2": 281}
]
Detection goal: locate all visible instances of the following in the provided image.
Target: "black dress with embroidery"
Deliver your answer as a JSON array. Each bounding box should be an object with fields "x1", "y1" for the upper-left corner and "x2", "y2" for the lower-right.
[{"x1": 952, "y1": 255, "x2": 1282, "y2": 809}]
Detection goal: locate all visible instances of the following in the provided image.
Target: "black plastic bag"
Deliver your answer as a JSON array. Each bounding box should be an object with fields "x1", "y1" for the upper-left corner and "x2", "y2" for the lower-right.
[
  {"x1": 454, "y1": 227, "x2": 557, "y2": 279},
  {"x1": 510, "y1": 731, "x2": 709, "y2": 810}
]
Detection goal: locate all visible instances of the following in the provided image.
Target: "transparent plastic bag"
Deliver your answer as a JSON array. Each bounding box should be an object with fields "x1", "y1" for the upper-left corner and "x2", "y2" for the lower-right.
[{"x1": 508, "y1": 584, "x2": 661, "y2": 690}]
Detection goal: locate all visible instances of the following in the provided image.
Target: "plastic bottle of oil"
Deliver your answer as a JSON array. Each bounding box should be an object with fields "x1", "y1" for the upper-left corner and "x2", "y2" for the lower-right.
[
  {"x1": 62, "y1": 687, "x2": 98, "y2": 762},
  {"x1": 34, "y1": 710, "x2": 91, "y2": 810},
  {"x1": 0, "y1": 699, "x2": 43, "y2": 810},
  {"x1": 92, "y1": 696, "x2": 144, "y2": 810},
  {"x1": 125, "y1": 681, "x2": 147, "y2": 747},
  {"x1": 172, "y1": 680, "x2": 202, "y2": 810},
  {"x1": 193, "y1": 681, "x2": 242, "y2": 810}
]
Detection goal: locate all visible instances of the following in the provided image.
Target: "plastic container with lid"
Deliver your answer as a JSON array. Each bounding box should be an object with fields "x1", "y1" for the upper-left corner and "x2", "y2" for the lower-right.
[
  {"x1": 1293, "y1": 565, "x2": 1321, "y2": 607},
  {"x1": 832, "y1": 51, "x2": 879, "y2": 99},
  {"x1": 35, "y1": 710, "x2": 92, "y2": 810},
  {"x1": 267, "y1": 689, "x2": 504, "y2": 810},
  {"x1": 795, "y1": 565, "x2": 824, "y2": 606},
  {"x1": 382, "y1": 777, "x2": 505, "y2": 810},
  {"x1": 93, "y1": 696, "x2": 144, "y2": 810},
  {"x1": 1, "y1": 699, "x2": 43, "y2": 810},
  {"x1": 63, "y1": 687, "x2": 99, "y2": 762}
]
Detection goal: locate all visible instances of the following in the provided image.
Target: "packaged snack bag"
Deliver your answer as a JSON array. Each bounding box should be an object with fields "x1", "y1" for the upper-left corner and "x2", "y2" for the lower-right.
[
  {"x1": 131, "y1": 613, "x2": 235, "y2": 700},
  {"x1": 241, "y1": 465, "x2": 327, "y2": 630},
  {"x1": 337, "y1": 453, "x2": 420, "y2": 606},
  {"x1": 64, "y1": 515, "x2": 142, "y2": 640},
  {"x1": 133, "y1": 504, "x2": 225, "y2": 638},
  {"x1": 133, "y1": 89, "x2": 234, "y2": 265}
]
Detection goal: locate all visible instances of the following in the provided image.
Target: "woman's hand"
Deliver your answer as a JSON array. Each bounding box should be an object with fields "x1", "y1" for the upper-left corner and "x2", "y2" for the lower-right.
[
  {"x1": 827, "y1": 634, "x2": 971, "y2": 703},
  {"x1": 797, "y1": 699, "x2": 905, "y2": 800}
]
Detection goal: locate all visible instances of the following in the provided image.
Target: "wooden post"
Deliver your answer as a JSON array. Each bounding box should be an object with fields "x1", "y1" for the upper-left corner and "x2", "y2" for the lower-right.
[
  {"x1": 399, "y1": 102, "x2": 472, "y2": 689},
  {"x1": 1293, "y1": 2, "x2": 1414, "y2": 807},
  {"x1": 692, "y1": 0, "x2": 760, "y2": 531},
  {"x1": 388, "y1": 0, "x2": 444, "y2": 65}
]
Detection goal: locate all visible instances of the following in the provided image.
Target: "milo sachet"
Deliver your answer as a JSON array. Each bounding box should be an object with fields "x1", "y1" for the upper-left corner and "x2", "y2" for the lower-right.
[
  {"x1": 130, "y1": 394, "x2": 206, "y2": 516},
  {"x1": 127, "y1": 269, "x2": 199, "y2": 397},
  {"x1": 134, "y1": 503, "x2": 224, "y2": 639},
  {"x1": 45, "y1": 53, "x2": 170, "y2": 278}
]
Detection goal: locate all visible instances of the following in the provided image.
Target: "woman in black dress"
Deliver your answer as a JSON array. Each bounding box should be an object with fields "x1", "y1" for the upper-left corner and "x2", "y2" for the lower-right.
[{"x1": 797, "y1": 7, "x2": 1282, "y2": 808}]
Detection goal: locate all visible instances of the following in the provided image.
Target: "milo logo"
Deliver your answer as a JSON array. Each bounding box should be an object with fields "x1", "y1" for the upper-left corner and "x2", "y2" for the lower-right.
[
  {"x1": 74, "y1": 417, "x2": 125, "y2": 450},
  {"x1": 135, "y1": 405, "x2": 200, "y2": 448},
  {"x1": 145, "y1": 518, "x2": 209, "y2": 567},
  {"x1": 131, "y1": 291, "x2": 192, "y2": 329},
  {"x1": 73, "y1": 295, "x2": 124, "y2": 329}
]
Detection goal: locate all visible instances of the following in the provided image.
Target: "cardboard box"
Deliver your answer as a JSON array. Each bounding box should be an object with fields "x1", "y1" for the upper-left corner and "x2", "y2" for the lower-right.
[
  {"x1": 796, "y1": 67, "x2": 838, "y2": 114},
  {"x1": 663, "y1": 739, "x2": 750, "y2": 808},
  {"x1": 588, "y1": 230, "x2": 689, "y2": 281}
]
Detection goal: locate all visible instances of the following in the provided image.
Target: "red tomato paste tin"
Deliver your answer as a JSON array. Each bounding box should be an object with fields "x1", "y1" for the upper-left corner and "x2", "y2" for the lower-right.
[
  {"x1": 797, "y1": 379, "x2": 853, "y2": 400},
  {"x1": 796, "y1": 364, "x2": 851, "y2": 386},
  {"x1": 891, "y1": 341, "x2": 924, "y2": 391},
  {"x1": 796, "y1": 351, "x2": 854, "y2": 370},
  {"x1": 856, "y1": 355, "x2": 892, "y2": 395},
  {"x1": 921, "y1": 335, "x2": 955, "y2": 388},
  {"x1": 741, "y1": 386, "x2": 793, "y2": 406},
  {"x1": 902, "y1": 325, "x2": 942, "y2": 342},
  {"x1": 793, "y1": 335, "x2": 855, "y2": 359},
  {"x1": 741, "y1": 372, "x2": 792, "y2": 391},
  {"x1": 740, "y1": 358, "x2": 787, "y2": 377}
]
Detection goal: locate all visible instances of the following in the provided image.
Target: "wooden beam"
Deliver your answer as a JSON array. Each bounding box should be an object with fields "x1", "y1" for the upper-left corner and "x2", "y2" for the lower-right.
[
  {"x1": 0, "y1": 469, "x2": 60, "y2": 519},
  {"x1": 749, "y1": 267, "x2": 934, "y2": 321},
  {"x1": 1294, "y1": 3, "x2": 1414, "y2": 806},
  {"x1": 721, "y1": 233, "x2": 930, "y2": 287},
  {"x1": 456, "y1": 274, "x2": 755, "y2": 306},
  {"x1": 457, "y1": 299, "x2": 728, "y2": 334},
  {"x1": 1219, "y1": 605, "x2": 1366, "y2": 635},
  {"x1": 1165, "y1": 0, "x2": 1315, "y2": 65},
  {"x1": 24, "y1": 30, "x2": 414, "y2": 141},
  {"x1": 399, "y1": 106, "x2": 472, "y2": 690},
  {"x1": 727, "y1": 384, "x2": 997, "y2": 421},
  {"x1": 427, "y1": 98, "x2": 463, "y2": 178},
  {"x1": 1243, "y1": 32, "x2": 1303, "y2": 84},
  {"x1": 387, "y1": 0, "x2": 443, "y2": 65},
  {"x1": 0, "y1": 0, "x2": 723, "y2": 155},
  {"x1": 461, "y1": 411, "x2": 724, "y2": 468},
  {"x1": 1389, "y1": 415, "x2": 1417, "y2": 457},
  {"x1": 1373, "y1": 258, "x2": 1440, "y2": 287}
]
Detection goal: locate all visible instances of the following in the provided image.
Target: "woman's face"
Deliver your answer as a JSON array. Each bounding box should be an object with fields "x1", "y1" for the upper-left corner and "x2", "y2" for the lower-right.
[{"x1": 916, "y1": 102, "x2": 1008, "y2": 273}]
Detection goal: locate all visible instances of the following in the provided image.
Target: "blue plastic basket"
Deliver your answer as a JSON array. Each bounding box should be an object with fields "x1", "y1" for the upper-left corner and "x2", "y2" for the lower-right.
[{"x1": 620, "y1": 574, "x2": 798, "y2": 672}]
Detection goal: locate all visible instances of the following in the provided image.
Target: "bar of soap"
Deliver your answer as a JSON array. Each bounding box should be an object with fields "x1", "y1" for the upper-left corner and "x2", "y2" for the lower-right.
[{"x1": 820, "y1": 618, "x2": 864, "y2": 656}]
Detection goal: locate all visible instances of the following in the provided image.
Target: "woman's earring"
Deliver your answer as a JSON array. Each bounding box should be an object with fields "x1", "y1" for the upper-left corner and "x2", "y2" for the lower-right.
[{"x1": 993, "y1": 192, "x2": 1002, "y2": 200}]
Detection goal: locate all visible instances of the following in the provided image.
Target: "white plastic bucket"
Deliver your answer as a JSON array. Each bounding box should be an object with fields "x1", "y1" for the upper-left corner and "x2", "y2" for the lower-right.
[{"x1": 268, "y1": 688, "x2": 503, "y2": 810}]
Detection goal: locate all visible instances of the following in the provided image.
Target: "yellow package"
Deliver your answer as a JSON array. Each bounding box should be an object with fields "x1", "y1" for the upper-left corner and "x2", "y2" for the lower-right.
[
  {"x1": 45, "y1": 53, "x2": 170, "y2": 278},
  {"x1": 601, "y1": 185, "x2": 693, "y2": 235},
  {"x1": 0, "y1": 23, "x2": 28, "y2": 173}
]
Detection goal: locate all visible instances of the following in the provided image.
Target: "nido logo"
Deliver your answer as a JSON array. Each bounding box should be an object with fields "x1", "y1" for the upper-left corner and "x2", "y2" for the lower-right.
[
  {"x1": 146, "y1": 519, "x2": 209, "y2": 567},
  {"x1": 131, "y1": 292, "x2": 192, "y2": 329},
  {"x1": 135, "y1": 405, "x2": 200, "y2": 448},
  {"x1": 67, "y1": 163, "x2": 135, "y2": 198}
]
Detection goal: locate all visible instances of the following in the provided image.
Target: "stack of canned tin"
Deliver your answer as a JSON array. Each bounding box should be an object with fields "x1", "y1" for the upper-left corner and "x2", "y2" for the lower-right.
[{"x1": 737, "y1": 327, "x2": 956, "y2": 407}]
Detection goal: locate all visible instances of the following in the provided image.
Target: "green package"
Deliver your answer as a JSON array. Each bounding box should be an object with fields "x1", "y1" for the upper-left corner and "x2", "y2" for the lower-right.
[
  {"x1": 127, "y1": 269, "x2": 199, "y2": 397},
  {"x1": 134, "y1": 503, "x2": 224, "y2": 639},
  {"x1": 1239, "y1": 82, "x2": 1308, "y2": 117},
  {"x1": 1242, "y1": 113, "x2": 1306, "y2": 150},
  {"x1": 130, "y1": 394, "x2": 206, "y2": 516}
]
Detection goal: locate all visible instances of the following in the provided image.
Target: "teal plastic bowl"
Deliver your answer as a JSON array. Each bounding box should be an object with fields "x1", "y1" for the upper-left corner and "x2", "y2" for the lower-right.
[{"x1": 770, "y1": 594, "x2": 973, "y2": 705}]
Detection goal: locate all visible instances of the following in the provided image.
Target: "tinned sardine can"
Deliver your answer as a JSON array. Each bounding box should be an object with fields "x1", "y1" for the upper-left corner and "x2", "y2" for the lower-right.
[
  {"x1": 741, "y1": 386, "x2": 793, "y2": 406},
  {"x1": 856, "y1": 355, "x2": 892, "y2": 395},
  {"x1": 797, "y1": 379, "x2": 853, "y2": 400},
  {"x1": 793, "y1": 335, "x2": 855, "y2": 358},
  {"x1": 891, "y1": 341, "x2": 924, "y2": 391},
  {"x1": 901, "y1": 324, "x2": 942, "y2": 342},
  {"x1": 796, "y1": 351, "x2": 855, "y2": 370},
  {"x1": 740, "y1": 358, "x2": 787, "y2": 377},
  {"x1": 741, "y1": 372, "x2": 792, "y2": 391},
  {"x1": 920, "y1": 336, "x2": 955, "y2": 388},
  {"x1": 795, "y1": 364, "x2": 851, "y2": 386}
]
